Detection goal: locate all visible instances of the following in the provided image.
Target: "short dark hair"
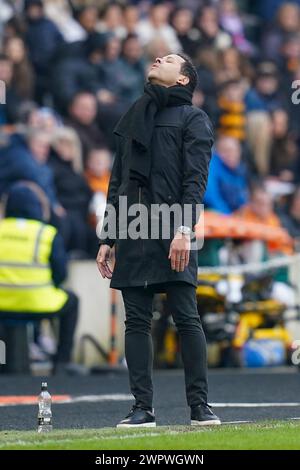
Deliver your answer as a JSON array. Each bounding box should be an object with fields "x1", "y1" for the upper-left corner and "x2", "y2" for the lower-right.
[{"x1": 177, "y1": 53, "x2": 198, "y2": 93}]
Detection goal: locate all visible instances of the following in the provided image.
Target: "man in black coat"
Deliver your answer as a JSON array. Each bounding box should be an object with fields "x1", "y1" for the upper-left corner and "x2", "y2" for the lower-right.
[{"x1": 96, "y1": 53, "x2": 220, "y2": 427}]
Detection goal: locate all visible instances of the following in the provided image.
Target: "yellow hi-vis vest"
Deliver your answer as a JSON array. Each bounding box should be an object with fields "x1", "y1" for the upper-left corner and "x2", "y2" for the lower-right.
[{"x1": 0, "y1": 218, "x2": 68, "y2": 313}]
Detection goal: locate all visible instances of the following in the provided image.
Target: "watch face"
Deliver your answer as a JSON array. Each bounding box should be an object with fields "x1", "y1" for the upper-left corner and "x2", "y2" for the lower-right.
[{"x1": 178, "y1": 226, "x2": 191, "y2": 234}]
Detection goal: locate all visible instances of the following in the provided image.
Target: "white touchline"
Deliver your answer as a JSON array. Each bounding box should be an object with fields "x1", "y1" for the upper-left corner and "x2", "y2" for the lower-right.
[
  {"x1": 70, "y1": 394, "x2": 133, "y2": 403},
  {"x1": 210, "y1": 403, "x2": 300, "y2": 407}
]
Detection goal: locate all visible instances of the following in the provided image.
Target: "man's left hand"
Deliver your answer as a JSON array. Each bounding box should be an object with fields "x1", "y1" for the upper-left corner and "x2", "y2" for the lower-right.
[{"x1": 168, "y1": 231, "x2": 191, "y2": 272}]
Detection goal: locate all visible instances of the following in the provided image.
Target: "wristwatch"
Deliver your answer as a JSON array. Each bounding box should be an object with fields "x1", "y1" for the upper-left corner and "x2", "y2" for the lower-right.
[{"x1": 177, "y1": 225, "x2": 191, "y2": 236}]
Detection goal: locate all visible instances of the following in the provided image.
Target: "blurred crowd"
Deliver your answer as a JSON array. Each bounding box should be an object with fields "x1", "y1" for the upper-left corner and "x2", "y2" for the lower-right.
[{"x1": 0, "y1": 0, "x2": 300, "y2": 260}]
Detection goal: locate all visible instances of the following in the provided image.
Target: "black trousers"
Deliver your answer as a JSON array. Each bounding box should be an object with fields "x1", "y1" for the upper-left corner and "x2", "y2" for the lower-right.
[
  {"x1": 121, "y1": 282, "x2": 208, "y2": 410},
  {"x1": 0, "y1": 290, "x2": 78, "y2": 364}
]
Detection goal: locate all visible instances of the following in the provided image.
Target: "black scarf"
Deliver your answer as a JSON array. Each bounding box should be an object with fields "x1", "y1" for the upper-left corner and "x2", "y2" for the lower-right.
[{"x1": 113, "y1": 82, "x2": 193, "y2": 186}]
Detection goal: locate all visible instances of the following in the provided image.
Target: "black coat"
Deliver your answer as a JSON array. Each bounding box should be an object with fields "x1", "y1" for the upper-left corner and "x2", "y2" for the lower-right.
[
  {"x1": 99, "y1": 105, "x2": 214, "y2": 292},
  {"x1": 48, "y1": 152, "x2": 92, "y2": 216}
]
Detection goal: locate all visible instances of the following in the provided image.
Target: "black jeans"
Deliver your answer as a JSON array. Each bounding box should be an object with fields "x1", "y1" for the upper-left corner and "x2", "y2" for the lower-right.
[
  {"x1": 121, "y1": 282, "x2": 208, "y2": 410},
  {"x1": 0, "y1": 290, "x2": 78, "y2": 364}
]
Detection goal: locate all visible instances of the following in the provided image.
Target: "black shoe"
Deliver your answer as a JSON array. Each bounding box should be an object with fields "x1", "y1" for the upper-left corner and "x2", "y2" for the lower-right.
[
  {"x1": 116, "y1": 405, "x2": 156, "y2": 428},
  {"x1": 191, "y1": 403, "x2": 221, "y2": 426}
]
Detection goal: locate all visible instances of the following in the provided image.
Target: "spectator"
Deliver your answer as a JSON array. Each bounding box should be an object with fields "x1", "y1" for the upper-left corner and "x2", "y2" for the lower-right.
[
  {"x1": 171, "y1": 7, "x2": 200, "y2": 59},
  {"x1": 195, "y1": 5, "x2": 232, "y2": 51},
  {"x1": 194, "y1": 47, "x2": 219, "y2": 125},
  {"x1": 245, "y1": 62, "x2": 285, "y2": 176},
  {"x1": 49, "y1": 127, "x2": 95, "y2": 256},
  {"x1": 85, "y1": 146, "x2": 112, "y2": 229},
  {"x1": 218, "y1": 0, "x2": 254, "y2": 55},
  {"x1": 4, "y1": 36, "x2": 35, "y2": 100},
  {"x1": 98, "y1": 2, "x2": 127, "y2": 39},
  {"x1": 245, "y1": 61, "x2": 286, "y2": 113},
  {"x1": 73, "y1": 4, "x2": 99, "y2": 36},
  {"x1": 0, "y1": 54, "x2": 24, "y2": 124},
  {"x1": 26, "y1": 106, "x2": 62, "y2": 135},
  {"x1": 118, "y1": 33, "x2": 146, "y2": 103},
  {"x1": 216, "y1": 47, "x2": 254, "y2": 83},
  {"x1": 26, "y1": 127, "x2": 60, "y2": 211},
  {"x1": 204, "y1": 136, "x2": 249, "y2": 214},
  {"x1": 0, "y1": 129, "x2": 60, "y2": 214},
  {"x1": 96, "y1": 33, "x2": 141, "y2": 141},
  {"x1": 280, "y1": 32, "x2": 300, "y2": 88},
  {"x1": 2, "y1": 14, "x2": 26, "y2": 41},
  {"x1": 217, "y1": 78, "x2": 247, "y2": 141},
  {"x1": 24, "y1": 0, "x2": 64, "y2": 102},
  {"x1": 65, "y1": 92, "x2": 106, "y2": 161},
  {"x1": 269, "y1": 109, "x2": 299, "y2": 181},
  {"x1": 136, "y1": 1, "x2": 181, "y2": 53},
  {"x1": 236, "y1": 183, "x2": 279, "y2": 226},
  {"x1": 123, "y1": 4, "x2": 140, "y2": 35},
  {"x1": 85, "y1": 146, "x2": 112, "y2": 196},
  {"x1": 235, "y1": 184, "x2": 291, "y2": 253}
]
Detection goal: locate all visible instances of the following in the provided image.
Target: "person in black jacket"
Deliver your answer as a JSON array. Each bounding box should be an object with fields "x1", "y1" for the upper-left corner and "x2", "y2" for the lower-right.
[
  {"x1": 96, "y1": 53, "x2": 220, "y2": 427},
  {"x1": 24, "y1": 0, "x2": 64, "y2": 103},
  {"x1": 49, "y1": 127, "x2": 97, "y2": 257}
]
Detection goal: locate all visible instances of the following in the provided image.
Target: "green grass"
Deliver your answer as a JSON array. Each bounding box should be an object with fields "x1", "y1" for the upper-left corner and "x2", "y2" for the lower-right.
[{"x1": 1, "y1": 421, "x2": 300, "y2": 450}]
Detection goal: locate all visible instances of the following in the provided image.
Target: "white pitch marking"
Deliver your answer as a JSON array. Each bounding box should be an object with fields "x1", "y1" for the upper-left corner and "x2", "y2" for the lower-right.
[
  {"x1": 221, "y1": 420, "x2": 252, "y2": 424},
  {"x1": 210, "y1": 403, "x2": 300, "y2": 408},
  {"x1": 70, "y1": 394, "x2": 133, "y2": 403}
]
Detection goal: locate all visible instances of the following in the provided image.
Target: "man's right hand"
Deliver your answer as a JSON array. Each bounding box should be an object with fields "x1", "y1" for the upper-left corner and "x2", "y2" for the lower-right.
[{"x1": 96, "y1": 244, "x2": 113, "y2": 279}]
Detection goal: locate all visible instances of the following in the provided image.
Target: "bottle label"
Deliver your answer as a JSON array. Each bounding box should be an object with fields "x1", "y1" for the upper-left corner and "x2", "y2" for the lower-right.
[{"x1": 38, "y1": 417, "x2": 52, "y2": 426}]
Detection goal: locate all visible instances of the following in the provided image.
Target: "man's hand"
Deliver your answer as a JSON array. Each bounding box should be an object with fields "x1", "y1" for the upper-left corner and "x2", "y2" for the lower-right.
[
  {"x1": 168, "y1": 231, "x2": 191, "y2": 272},
  {"x1": 96, "y1": 244, "x2": 113, "y2": 279}
]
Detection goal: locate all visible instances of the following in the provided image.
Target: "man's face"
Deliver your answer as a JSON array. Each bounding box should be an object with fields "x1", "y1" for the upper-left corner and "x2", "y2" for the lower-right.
[
  {"x1": 78, "y1": 7, "x2": 98, "y2": 32},
  {"x1": 250, "y1": 190, "x2": 273, "y2": 220},
  {"x1": 217, "y1": 137, "x2": 241, "y2": 169},
  {"x1": 26, "y1": 5, "x2": 43, "y2": 20},
  {"x1": 198, "y1": 7, "x2": 218, "y2": 38},
  {"x1": 123, "y1": 38, "x2": 142, "y2": 62},
  {"x1": 256, "y1": 76, "x2": 278, "y2": 96},
  {"x1": 150, "y1": 5, "x2": 169, "y2": 27},
  {"x1": 87, "y1": 149, "x2": 111, "y2": 176},
  {"x1": 69, "y1": 93, "x2": 97, "y2": 125},
  {"x1": 147, "y1": 54, "x2": 189, "y2": 88},
  {"x1": 173, "y1": 9, "x2": 193, "y2": 34}
]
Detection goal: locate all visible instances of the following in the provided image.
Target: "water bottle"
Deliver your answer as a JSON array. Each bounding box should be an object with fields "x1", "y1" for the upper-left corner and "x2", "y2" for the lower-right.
[{"x1": 37, "y1": 382, "x2": 52, "y2": 433}]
